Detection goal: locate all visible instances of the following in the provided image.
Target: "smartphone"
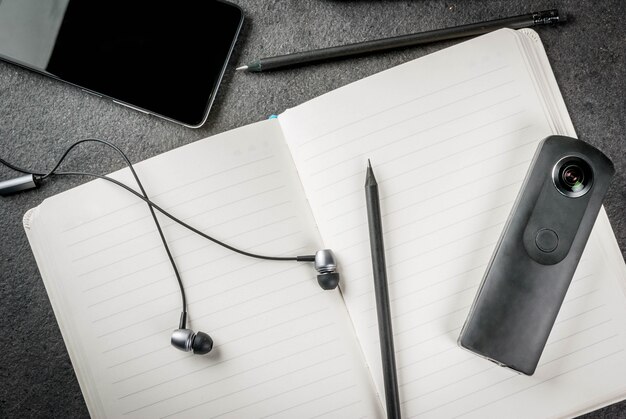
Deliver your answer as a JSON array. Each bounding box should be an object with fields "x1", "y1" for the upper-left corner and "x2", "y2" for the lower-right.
[
  {"x1": 458, "y1": 135, "x2": 614, "y2": 375},
  {"x1": 0, "y1": 0, "x2": 243, "y2": 128}
]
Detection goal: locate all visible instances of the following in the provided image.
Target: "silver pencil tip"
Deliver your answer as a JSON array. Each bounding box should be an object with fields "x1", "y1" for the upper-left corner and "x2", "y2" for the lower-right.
[{"x1": 235, "y1": 65, "x2": 248, "y2": 71}]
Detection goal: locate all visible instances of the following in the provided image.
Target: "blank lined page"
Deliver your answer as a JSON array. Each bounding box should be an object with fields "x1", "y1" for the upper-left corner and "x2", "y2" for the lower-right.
[
  {"x1": 279, "y1": 29, "x2": 626, "y2": 418},
  {"x1": 25, "y1": 120, "x2": 381, "y2": 418}
]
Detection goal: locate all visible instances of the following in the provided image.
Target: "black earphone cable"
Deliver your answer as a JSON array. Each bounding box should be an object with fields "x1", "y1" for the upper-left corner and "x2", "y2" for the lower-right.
[
  {"x1": 1, "y1": 140, "x2": 299, "y2": 261},
  {"x1": 1, "y1": 139, "x2": 306, "y2": 328},
  {"x1": 49, "y1": 170, "x2": 302, "y2": 262}
]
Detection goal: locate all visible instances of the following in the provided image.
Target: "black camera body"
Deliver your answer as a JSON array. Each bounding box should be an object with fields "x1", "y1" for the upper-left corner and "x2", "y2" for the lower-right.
[{"x1": 458, "y1": 135, "x2": 615, "y2": 375}]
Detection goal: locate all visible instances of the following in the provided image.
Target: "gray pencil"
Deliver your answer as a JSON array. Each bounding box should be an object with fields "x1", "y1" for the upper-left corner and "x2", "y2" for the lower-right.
[
  {"x1": 236, "y1": 9, "x2": 563, "y2": 72},
  {"x1": 365, "y1": 160, "x2": 401, "y2": 419}
]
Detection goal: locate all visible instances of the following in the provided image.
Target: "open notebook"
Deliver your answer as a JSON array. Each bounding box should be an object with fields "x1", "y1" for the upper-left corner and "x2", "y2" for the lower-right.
[{"x1": 24, "y1": 29, "x2": 626, "y2": 418}]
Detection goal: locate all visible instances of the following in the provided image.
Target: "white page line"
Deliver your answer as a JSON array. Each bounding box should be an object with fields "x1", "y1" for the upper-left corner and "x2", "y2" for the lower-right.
[
  {"x1": 105, "y1": 290, "x2": 322, "y2": 369},
  {"x1": 304, "y1": 84, "x2": 518, "y2": 164},
  {"x1": 98, "y1": 276, "x2": 310, "y2": 342},
  {"x1": 66, "y1": 173, "x2": 284, "y2": 249},
  {"x1": 84, "y1": 229, "x2": 302, "y2": 297},
  {"x1": 163, "y1": 371, "x2": 354, "y2": 418},
  {"x1": 116, "y1": 322, "x2": 335, "y2": 394},
  {"x1": 308, "y1": 399, "x2": 364, "y2": 419},
  {"x1": 74, "y1": 206, "x2": 294, "y2": 277},
  {"x1": 210, "y1": 379, "x2": 355, "y2": 419},
  {"x1": 60, "y1": 154, "x2": 277, "y2": 234},
  {"x1": 97, "y1": 264, "x2": 304, "y2": 338},
  {"x1": 73, "y1": 198, "x2": 290, "y2": 263},
  {"x1": 298, "y1": 65, "x2": 510, "y2": 147},
  {"x1": 87, "y1": 231, "x2": 299, "y2": 310},
  {"x1": 320, "y1": 121, "x2": 536, "y2": 212},
  {"x1": 95, "y1": 280, "x2": 312, "y2": 353},
  {"x1": 311, "y1": 110, "x2": 527, "y2": 180},
  {"x1": 312, "y1": 99, "x2": 524, "y2": 191},
  {"x1": 81, "y1": 216, "x2": 299, "y2": 296},
  {"x1": 123, "y1": 347, "x2": 345, "y2": 415}
]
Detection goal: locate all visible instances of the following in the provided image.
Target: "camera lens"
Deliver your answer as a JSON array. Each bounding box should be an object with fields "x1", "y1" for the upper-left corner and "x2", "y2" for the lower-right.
[
  {"x1": 561, "y1": 165, "x2": 584, "y2": 191},
  {"x1": 552, "y1": 156, "x2": 593, "y2": 198}
]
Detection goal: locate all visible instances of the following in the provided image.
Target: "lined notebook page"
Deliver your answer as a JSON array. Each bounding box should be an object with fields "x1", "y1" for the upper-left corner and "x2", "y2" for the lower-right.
[
  {"x1": 25, "y1": 120, "x2": 382, "y2": 419},
  {"x1": 279, "y1": 29, "x2": 626, "y2": 418}
]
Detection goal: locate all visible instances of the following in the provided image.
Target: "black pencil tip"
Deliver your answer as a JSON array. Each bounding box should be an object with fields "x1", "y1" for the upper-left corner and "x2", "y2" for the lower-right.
[{"x1": 365, "y1": 159, "x2": 377, "y2": 186}]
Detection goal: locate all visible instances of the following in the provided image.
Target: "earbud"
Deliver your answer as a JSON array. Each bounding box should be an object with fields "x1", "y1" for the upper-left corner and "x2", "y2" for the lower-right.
[
  {"x1": 171, "y1": 328, "x2": 214, "y2": 355},
  {"x1": 314, "y1": 249, "x2": 340, "y2": 290},
  {"x1": 296, "y1": 249, "x2": 341, "y2": 290}
]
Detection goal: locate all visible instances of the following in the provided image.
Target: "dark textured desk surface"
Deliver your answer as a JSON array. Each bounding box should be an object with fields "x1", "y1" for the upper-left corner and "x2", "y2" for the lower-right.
[{"x1": 1, "y1": 1, "x2": 624, "y2": 417}]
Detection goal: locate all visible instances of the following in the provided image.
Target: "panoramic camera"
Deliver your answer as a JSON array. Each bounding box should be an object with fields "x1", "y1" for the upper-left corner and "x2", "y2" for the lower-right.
[{"x1": 459, "y1": 135, "x2": 614, "y2": 375}]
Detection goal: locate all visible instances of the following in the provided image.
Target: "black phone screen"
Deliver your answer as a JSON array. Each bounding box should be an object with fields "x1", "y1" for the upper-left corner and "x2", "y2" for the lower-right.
[{"x1": 0, "y1": 0, "x2": 243, "y2": 127}]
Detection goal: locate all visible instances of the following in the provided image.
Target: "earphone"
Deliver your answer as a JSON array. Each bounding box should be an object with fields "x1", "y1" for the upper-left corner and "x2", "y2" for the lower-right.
[{"x1": 0, "y1": 139, "x2": 340, "y2": 355}]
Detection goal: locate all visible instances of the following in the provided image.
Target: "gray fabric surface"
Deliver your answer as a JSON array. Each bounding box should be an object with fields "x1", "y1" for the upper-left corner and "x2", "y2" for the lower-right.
[{"x1": 0, "y1": 1, "x2": 624, "y2": 417}]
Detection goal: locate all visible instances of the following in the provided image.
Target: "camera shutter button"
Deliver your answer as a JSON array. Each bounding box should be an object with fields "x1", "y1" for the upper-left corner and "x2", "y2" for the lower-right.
[{"x1": 535, "y1": 228, "x2": 559, "y2": 253}]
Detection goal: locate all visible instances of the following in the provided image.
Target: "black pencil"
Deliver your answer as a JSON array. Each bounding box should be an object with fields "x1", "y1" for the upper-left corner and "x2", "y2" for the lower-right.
[
  {"x1": 236, "y1": 9, "x2": 563, "y2": 72},
  {"x1": 365, "y1": 160, "x2": 401, "y2": 419}
]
